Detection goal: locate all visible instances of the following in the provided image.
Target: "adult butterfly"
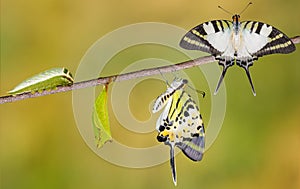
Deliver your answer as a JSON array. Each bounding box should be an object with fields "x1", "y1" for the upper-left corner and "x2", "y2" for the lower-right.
[
  {"x1": 8, "y1": 67, "x2": 73, "y2": 95},
  {"x1": 180, "y1": 3, "x2": 296, "y2": 96},
  {"x1": 152, "y1": 78, "x2": 205, "y2": 185}
]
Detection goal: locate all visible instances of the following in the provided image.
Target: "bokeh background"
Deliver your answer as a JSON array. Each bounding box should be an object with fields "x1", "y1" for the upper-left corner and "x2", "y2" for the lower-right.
[{"x1": 1, "y1": 0, "x2": 300, "y2": 188}]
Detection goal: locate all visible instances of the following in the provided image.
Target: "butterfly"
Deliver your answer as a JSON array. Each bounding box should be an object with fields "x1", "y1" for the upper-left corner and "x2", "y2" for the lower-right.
[
  {"x1": 8, "y1": 67, "x2": 73, "y2": 95},
  {"x1": 152, "y1": 78, "x2": 205, "y2": 185},
  {"x1": 179, "y1": 3, "x2": 296, "y2": 96}
]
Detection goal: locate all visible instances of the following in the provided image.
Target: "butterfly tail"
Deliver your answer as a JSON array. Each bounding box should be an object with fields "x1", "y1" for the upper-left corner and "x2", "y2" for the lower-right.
[
  {"x1": 170, "y1": 145, "x2": 177, "y2": 186},
  {"x1": 214, "y1": 66, "x2": 227, "y2": 95},
  {"x1": 214, "y1": 59, "x2": 234, "y2": 95},
  {"x1": 237, "y1": 60, "x2": 256, "y2": 96},
  {"x1": 179, "y1": 135, "x2": 205, "y2": 161},
  {"x1": 244, "y1": 66, "x2": 256, "y2": 96}
]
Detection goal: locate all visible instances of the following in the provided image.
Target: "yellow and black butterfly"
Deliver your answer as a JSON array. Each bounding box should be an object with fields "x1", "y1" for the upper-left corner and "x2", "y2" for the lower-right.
[{"x1": 152, "y1": 78, "x2": 205, "y2": 185}]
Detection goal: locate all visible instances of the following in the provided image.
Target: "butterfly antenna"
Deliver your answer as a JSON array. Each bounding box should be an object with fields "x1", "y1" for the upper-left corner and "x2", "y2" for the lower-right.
[
  {"x1": 218, "y1": 5, "x2": 233, "y2": 15},
  {"x1": 170, "y1": 145, "x2": 177, "y2": 186},
  {"x1": 239, "y1": 2, "x2": 253, "y2": 15},
  {"x1": 158, "y1": 69, "x2": 171, "y2": 87},
  {"x1": 172, "y1": 67, "x2": 180, "y2": 78},
  {"x1": 243, "y1": 67, "x2": 256, "y2": 96},
  {"x1": 187, "y1": 85, "x2": 206, "y2": 98}
]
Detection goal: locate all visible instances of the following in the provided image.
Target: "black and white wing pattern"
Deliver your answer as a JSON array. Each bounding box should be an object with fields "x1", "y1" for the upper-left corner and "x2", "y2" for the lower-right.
[
  {"x1": 180, "y1": 15, "x2": 296, "y2": 96},
  {"x1": 152, "y1": 78, "x2": 205, "y2": 186},
  {"x1": 152, "y1": 78, "x2": 188, "y2": 113}
]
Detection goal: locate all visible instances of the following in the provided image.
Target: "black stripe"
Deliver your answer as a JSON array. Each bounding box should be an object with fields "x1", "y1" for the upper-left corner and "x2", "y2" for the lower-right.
[
  {"x1": 211, "y1": 20, "x2": 220, "y2": 32},
  {"x1": 169, "y1": 147, "x2": 176, "y2": 184},
  {"x1": 178, "y1": 95, "x2": 196, "y2": 117},
  {"x1": 63, "y1": 75, "x2": 74, "y2": 83},
  {"x1": 175, "y1": 91, "x2": 185, "y2": 110},
  {"x1": 197, "y1": 24, "x2": 207, "y2": 36},
  {"x1": 175, "y1": 92, "x2": 196, "y2": 119},
  {"x1": 255, "y1": 22, "x2": 264, "y2": 34},
  {"x1": 254, "y1": 38, "x2": 295, "y2": 56},
  {"x1": 268, "y1": 28, "x2": 279, "y2": 38},
  {"x1": 268, "y1": 30, "x2": 277, "y2": 38},
  {"x1": 179, "y1": 31, "x2": 220, "y2": 55},
  {"x1": 180, "y1": 22, "x2": 224, "y2": 55},
  {"x1": 170, "y1": 90, "x2": 185, "y2": 118},
  {"x1": 218, "y1": 20, "x2": 224, "y2": 31},
  {"x1": 169, "y1": 97, "x2": 176, "y2": 119},
  {"x1": 243, "y1": 21, "x2": 251, "y2": 29},
  {"x1": 223, "y1": 20, "x2": 230, "y2": 28},
  {"x1": 250, "y1": 22, "x2": 256, "y2": 33}
]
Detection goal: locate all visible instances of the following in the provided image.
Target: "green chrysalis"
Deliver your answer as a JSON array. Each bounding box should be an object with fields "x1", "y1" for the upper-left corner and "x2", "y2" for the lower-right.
[
  {"x1": 92, "y1": 84, "x2": 112, "y2": 148},
  {"x1": 8, "y1": 67, "x2": 74, "y2": 95}
]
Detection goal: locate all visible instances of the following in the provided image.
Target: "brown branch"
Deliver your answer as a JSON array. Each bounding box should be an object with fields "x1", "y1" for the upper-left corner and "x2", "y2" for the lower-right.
[{"x1": 1, "y1": 35, "x2": 299, "y2": 104}]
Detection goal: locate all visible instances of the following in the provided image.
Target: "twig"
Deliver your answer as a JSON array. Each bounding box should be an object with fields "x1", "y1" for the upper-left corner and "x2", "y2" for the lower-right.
[{"x1": 1, "y1": 36, "x2": 299, "y2": 104}]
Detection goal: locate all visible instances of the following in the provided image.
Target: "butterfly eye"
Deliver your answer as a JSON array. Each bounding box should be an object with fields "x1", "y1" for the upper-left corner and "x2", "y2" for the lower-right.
[{"x1": 232, "y1": 14, "x2": 240, "y2": 21}]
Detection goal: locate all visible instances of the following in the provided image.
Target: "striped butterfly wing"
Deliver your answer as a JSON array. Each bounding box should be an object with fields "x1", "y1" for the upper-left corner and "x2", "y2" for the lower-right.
[
  {"x1": 152, "y1": 78, "x2": 187, "y2": 113},
  {"x1": 179, "y1": 20, "x2": 233, "y2": 56},
  {"x1": 154, "y1": 79, "x2": 205, "y2": 185},
  {"x1": 180, "y1": 20, "x2": 236, "y2": 95},
  {"x1": 237, "y1": 21, "x2": 296, "y2": 95},
  {"x1": 180, "y1": 20, "x2": 296, "y2": 57},
  {"x1": 155, "y1": 88, "x2": 205, "y2": 185},
  {"x1": 155, "y1": 94, "x2": 178, "y2": 185},
  {"x1": 176, "y1": 92, "x2": 205, "y2": 162},
  {"x1": 241, "y1": 21, "x2": 296, "y2": 57},
  {"x1": 180, "y1": 18, "x2": 296, "y2": 96},
  {"x1": 156, "y1": 88, "x2": 205, "y2": 161}
]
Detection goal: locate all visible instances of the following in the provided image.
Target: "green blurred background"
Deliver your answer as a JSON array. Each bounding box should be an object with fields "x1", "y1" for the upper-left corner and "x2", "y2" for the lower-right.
[{"x1": 1, "y1": 0, "x2": 300, "y2": 188}]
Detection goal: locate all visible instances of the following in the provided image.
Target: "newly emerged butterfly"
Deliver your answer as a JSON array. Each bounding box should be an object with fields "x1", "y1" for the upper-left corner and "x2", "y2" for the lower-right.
[
  {"x1": 152, "y1": 78, "x2": 205, "y2": 186},
  {"x1": 180, "y1": 2, "x2": 296, "y2": 96},
  {"x1": 8, "y1": 67, "x2": 74, "y2": 95}
]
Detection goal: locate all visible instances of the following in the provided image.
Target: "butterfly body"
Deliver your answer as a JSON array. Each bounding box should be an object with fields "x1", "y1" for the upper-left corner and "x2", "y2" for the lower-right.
[
  {"x1": 152, "y1": 78, "x2": 205, "y2": 185},
  {"x1": 180, "y1": 14, "x2": 296, "y2": 95}
]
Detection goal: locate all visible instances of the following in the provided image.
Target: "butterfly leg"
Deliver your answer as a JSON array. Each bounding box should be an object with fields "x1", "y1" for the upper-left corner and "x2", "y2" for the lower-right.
[
  {"x1": 214, "y1": 58, "x2": 234, "y2": 95},
  {"x1": 169, "y1": 145, "x2": 177, "y2": 186},
  {"x1": 236, "y1": 60, "x2": 256, "y2": 96}
]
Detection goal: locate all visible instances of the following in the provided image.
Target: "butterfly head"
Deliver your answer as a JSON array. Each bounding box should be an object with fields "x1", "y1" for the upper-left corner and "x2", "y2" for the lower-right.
[
  {"x1": 232, "y1": 14, "x2": 240, "y2": 23},
  {"x1": 232, "y1": 1, "x2": 252, "y2": 23},
  {"x1": 218, "y1": 2, "x2": 252, "y2": 23},
  {"x1": 232, "y1": 14, "x2": 241, "y2": 33},
  {"x1": 170, "y1": 78, "x2": 188, "y2": 90}
]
